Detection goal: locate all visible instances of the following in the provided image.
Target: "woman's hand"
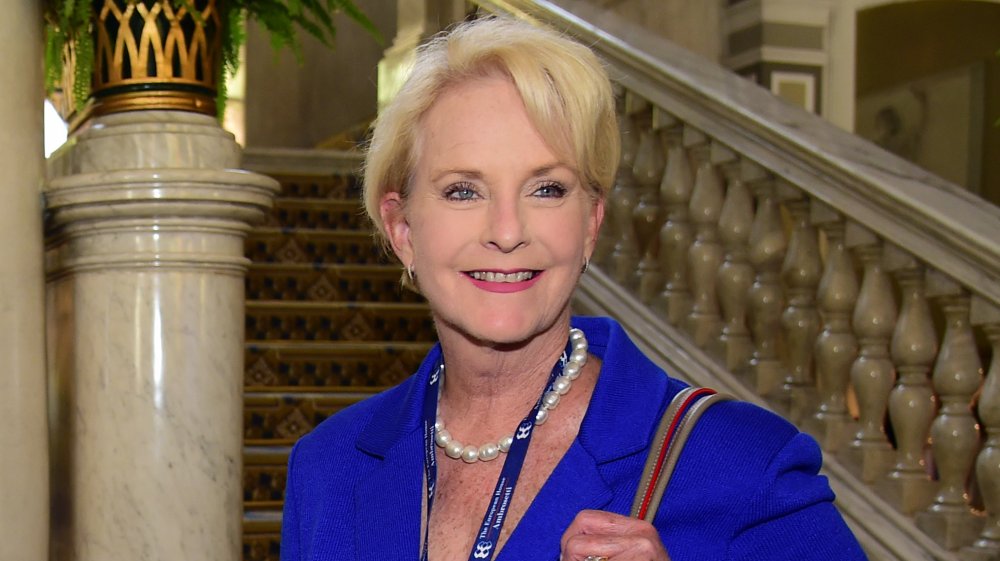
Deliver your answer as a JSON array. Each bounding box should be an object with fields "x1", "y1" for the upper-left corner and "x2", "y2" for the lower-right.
[{"x1": 560, "y1": 510, "x2": 670, "y2": 561}]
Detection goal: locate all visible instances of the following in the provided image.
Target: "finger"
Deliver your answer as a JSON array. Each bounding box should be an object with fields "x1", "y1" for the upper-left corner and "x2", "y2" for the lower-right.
[
  {"x1": 561, "y1": 510, "x2": 611, "y2": 552},
  {"x1": 562, "y1": 532, "x2": 665, "y2": 561},
  {"x1": 562, "y1": 510, "x2": 653, "y2": 542},
  {"x1": 561, "y1": 511, "x2": 665, "y2": 559},
  {"x1": 562, "y1": 533, "x2": 629, "y2": 560}
]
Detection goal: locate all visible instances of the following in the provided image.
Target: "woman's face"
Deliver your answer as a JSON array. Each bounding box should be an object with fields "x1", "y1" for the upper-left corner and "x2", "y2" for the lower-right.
[{"x1": 380, "y1": 76, "x2": 604, "y2": 346}]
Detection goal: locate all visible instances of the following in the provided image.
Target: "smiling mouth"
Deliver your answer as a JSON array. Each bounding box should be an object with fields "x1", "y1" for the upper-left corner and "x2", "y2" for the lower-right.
[{"x1": 465, "y1": 270, "x2": 539, "y2": 283}]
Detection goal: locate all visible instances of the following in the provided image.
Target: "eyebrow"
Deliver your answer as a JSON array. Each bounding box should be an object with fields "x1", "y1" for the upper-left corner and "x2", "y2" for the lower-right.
[
  {"x1": 430, "y1": 169, "x2": 484, "y2": 183},
  {"x1": 430, "y1": 164, "x2": 574, "y2": 183}
]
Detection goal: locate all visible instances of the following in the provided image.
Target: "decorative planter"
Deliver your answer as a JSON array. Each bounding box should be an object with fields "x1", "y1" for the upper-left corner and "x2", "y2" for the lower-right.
[{"x1": 56, "y1": 0, "x2": 223, "y2": 128}]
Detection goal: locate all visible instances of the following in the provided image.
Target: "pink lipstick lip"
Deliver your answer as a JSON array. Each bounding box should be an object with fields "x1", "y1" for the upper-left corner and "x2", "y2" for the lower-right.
[
  {"x1": 465, "y1": 270, "x2": 544, "y2": 293},
  {"x1": 463, "y1": 268, "x2": 535, "y2": 274}
]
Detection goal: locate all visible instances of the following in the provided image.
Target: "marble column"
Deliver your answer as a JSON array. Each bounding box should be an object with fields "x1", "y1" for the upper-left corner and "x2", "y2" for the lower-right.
[
  {"x1": 45, "y1": 111, "x2": 278, "y2": 561},
  {"x1": 0, "y1": 2, "x2": 48, "y2": 560}
]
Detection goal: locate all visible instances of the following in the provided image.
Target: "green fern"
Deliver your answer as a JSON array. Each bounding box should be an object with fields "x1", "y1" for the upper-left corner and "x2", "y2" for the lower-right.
[
  {"x1": 44, "y1": 0, "x2": 96, "y2": 112},
  {"x1": 73, "y1": 25, "x2": 94, "y2": 112}
]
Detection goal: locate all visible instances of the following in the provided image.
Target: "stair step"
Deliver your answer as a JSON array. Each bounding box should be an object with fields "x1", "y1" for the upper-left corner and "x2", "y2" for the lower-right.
[
  {"x1": 245, "y1": 301, "x2": 434, "y2": 342},
  {"x1": 240, "y1": 151, "x2": 393, "y2": 561},
  {"x1": 270, "y1": 171, "x2": 361, "y2": 200},
  {"x1": 244, "y1": 390, "x2": 380, "y2": 446},
  {"x1": 243, "y1": 510, "x2": 281, "y2": 561},
  {"x1": 244, "y1": 445, "x2": 293, "y2": 509},
  {"x1": 246, "y1": 263, "x2": 422, "y2": 303},
  {"x1": 245, "y1": 341, "x2": 433, "y2": 389},
  {"x1": 241, "y1": 147, "x2": 363, "y2": 186},
  {"x1": 245, "y1": 228, "x2": 385, "y2": 265},
  {"x1": 244, "y1": 508, "x2": 282, "y2": 530},
  {"x1": 262, "y1": 198, "x2": 367, "y2": 231}
]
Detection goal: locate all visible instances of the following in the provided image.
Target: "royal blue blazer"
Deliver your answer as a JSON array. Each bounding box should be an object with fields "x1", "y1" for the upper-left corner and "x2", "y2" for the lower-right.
[{"x1": 281, "y1": 316, "x2": 867, "y2": 560}]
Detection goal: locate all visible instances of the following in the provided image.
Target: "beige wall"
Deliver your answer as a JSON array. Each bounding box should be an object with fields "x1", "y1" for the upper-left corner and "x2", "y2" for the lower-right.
[
  {"x1": 244, "y1": 0, "x2": 397, "y2": 148},
  {"x1": 855, "y1": 0, "x2": 1000, "y2": 205},
  {"x1": 244, "y1": 0, "x2": 719, "y2": 148},
  {"x1": 571, "y1": 0, "x2": 723, "y2": 61}
]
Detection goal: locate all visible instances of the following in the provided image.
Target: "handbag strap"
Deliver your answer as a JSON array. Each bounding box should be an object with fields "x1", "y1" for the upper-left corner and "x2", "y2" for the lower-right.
[{"x1": 630, "y1": 387, "x2": 732, "y2": 522}]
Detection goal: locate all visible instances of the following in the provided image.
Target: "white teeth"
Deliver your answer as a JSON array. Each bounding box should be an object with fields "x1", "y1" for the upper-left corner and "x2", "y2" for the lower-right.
[{"x1": 469, "y1": 271, "x2": 536, "y2": 283}]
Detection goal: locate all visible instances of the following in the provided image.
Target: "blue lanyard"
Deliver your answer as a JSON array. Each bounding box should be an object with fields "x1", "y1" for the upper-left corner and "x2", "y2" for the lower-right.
[{"x1": 421, "y1": 342, "x2": 570, "y2": 561}]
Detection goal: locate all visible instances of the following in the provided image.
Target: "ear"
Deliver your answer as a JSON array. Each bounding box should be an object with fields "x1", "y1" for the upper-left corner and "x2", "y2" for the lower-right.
[
  {"x1": 584, "y1": 195, "x2": 605, "y2": 258},
  {"x1": 380, "y1": 191, "x2": 414, "y2": 266}
]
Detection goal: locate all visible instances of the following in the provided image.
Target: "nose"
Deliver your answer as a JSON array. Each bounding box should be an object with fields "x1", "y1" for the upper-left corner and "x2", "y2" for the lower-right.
[{"x1": 482, "y1": 193, "x2": 528, "y2": 253}]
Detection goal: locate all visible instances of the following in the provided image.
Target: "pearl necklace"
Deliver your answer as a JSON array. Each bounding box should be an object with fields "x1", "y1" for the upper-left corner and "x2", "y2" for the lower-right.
[{"x1": 433, "y1": 328, "x2": 589, "y2": 463}]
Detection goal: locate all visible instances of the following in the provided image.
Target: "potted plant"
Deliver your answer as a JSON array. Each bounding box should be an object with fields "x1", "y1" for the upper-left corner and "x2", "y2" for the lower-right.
[{"x1": 44, "y1": 0, "x2": 381, "y2": 127}]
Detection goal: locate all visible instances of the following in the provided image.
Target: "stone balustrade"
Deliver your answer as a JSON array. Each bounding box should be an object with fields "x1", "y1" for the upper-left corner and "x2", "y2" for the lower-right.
[
  {"x1": 591, "y1": 96, "x2": 996, "y2": 560},
  {"x1": 478, "y1": 1, "x2": 999, "y2": 559}
]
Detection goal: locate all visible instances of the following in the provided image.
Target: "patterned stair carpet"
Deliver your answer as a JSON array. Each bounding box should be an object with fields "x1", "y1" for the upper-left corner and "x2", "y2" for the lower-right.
[{"x1": 241, "y1": 171, "x2": 434, "y2": 561}]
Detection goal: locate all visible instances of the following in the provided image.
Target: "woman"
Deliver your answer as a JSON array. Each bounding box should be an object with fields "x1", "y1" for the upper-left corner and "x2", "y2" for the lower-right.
[{"x1": 281, "y1": 17, "x2": 867, "y2": 561}]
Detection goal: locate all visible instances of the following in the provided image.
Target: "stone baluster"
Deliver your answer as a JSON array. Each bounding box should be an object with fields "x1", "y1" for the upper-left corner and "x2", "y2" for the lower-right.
[
  {"x1": 962, "y1": 298, "x2": 1000, "y2": 561},
  {"x1": 712, "y1": 154, "x2": 754, "y2": 371},
  {"x1": 778, "y1": 185, "x2": 823, "y2": 422},
  {"x1": 685, "y1": 136, "x2": 725, "y2": 348},
  {"x1": 916, "y1": 274, "x2": 984, "y2": 549},
  {"x1": 654, "y1": 115, "x2": 694, "y2": 325},
  {"x1": 631, "y1": 106, "x2": 667, "y2": 301},
  {"x1": 842, "y1": 223, "x2": 896, "y2": 483},
  {"x1": 607, "y1": 92, "x2": 644, "y2": 283},
  {"x1": 805, "y1": 203, "x2": 858, "y2": 451},
  {"x1": 590, "y1": 137, "x2": 635, "y2": 270},
  {"x1": 745, "y1": 166, "x2": 787, "y2": 396},
  {"x1": 593, "y1": 89, "x2": 630, "y2": 266},
  {"x1": 877, "y1": 246, "x2": 938, "y2": 515}
]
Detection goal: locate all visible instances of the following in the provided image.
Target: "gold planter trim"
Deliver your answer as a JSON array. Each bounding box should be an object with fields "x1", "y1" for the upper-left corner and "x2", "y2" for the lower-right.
[{"x1": 91, "y1": 0, "x2": 222, "y2": 118}]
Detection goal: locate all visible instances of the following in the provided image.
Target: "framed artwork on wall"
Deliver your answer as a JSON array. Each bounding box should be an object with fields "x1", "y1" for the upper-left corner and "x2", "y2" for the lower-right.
[
  {"x1": 771, "y1": 70, "x2": 817, "y2": 113},
  {"x1": 855, "y1": 62, "x2": 985, "y2": 194}
]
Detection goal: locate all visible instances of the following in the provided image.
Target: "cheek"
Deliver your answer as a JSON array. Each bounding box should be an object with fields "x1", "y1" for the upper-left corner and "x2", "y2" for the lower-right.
[
  {"x1": 407, "y1": 209, "x2": 474, "y2": 264},
  {"x1": 536, "y1": 209, "x2": 591, "y2": 259}
]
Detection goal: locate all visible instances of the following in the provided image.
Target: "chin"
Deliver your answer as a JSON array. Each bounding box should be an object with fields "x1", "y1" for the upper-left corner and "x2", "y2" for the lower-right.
[
  {"x1": 449, "y1": 309, "x2": 570, "y2": 349},
  {"x1": 472, "y1": 318, "x2": 535, "y2": 346}
]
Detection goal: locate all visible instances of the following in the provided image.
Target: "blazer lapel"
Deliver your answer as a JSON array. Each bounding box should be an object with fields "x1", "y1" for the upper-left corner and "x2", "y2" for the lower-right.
[
  {"x1": 352, "y1": 345, "x2": 441, "y2": 561},
  {"x1": 353, "y1": 432, "x2": 425, "y2": 561},
  {"x1": 497, "y1": 443, "x2": 613, "y2": 561}
]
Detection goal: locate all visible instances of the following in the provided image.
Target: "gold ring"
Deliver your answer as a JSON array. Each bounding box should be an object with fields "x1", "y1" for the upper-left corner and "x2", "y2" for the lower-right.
[{"x1": 583, "y1": 557, "x2": 608, "y2": 561}]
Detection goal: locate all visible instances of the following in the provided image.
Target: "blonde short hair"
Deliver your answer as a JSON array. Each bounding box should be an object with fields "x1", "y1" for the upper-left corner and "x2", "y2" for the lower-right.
[{"x1": 362, "y1": 16, "x2": 620, "y2": 249}]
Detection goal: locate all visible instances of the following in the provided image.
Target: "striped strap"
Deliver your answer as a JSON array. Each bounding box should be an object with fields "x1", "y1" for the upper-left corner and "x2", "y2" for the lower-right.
[{"x1": 630, "y1": 387, "x2": 731, "y2": 522}]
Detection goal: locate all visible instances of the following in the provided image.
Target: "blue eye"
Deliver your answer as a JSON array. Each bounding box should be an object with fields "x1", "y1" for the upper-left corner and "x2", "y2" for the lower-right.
[
  {"x1": 533, "y1": 182, "x2": 567, "y2": 198},
  {"x1": 444, "y1": 184, "x2": 479, "y2": 201}
]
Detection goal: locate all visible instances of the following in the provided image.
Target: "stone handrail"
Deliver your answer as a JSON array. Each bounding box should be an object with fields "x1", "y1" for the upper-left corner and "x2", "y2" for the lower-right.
[{"x1": 476, "y1": 1, "x2": 1000, "y2": 560}]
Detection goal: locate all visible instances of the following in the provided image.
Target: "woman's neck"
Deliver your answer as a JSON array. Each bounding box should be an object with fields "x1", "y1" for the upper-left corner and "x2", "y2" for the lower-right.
[{"x1": 433, "y1": 320, "x2": 572, "y2": 437}]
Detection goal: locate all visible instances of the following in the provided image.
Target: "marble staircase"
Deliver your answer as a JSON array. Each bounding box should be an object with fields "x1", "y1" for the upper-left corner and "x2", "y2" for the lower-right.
[{"x1": 238, "y1": 151, "x2": 434, "y2": 561}]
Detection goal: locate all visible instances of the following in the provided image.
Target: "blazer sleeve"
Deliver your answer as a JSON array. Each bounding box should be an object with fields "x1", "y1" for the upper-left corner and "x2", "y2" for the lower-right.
[
  {"x1": 725, "y1": 432, "x2": 868, "y2": 561},
  {"x1": 280, "y1": 443, "x2": 302, "y2": 561}
]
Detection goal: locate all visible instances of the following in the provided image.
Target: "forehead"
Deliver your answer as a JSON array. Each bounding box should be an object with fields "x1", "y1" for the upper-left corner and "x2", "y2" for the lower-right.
[{"x1": 412, "y1": 76, "x2": 573, "y2": 176}]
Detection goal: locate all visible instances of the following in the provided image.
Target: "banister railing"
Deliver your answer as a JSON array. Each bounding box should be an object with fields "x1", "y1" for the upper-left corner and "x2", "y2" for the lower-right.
[{"x1": 475, "y1": 1, "x2": 1000, "y2": 560}]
